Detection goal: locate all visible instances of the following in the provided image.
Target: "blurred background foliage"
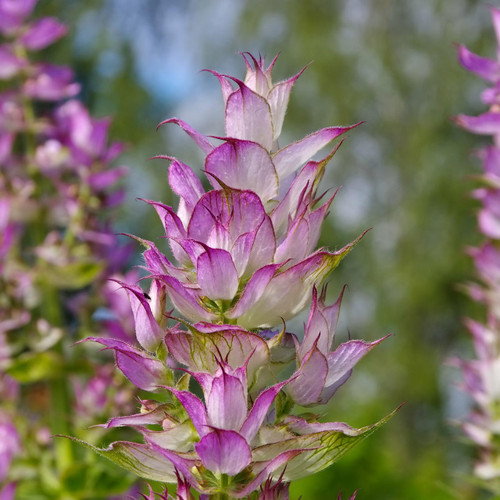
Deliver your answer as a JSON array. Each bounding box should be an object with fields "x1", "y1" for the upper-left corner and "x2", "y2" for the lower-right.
[{"x1": 32, "y1": 0, "x2": 499, "y2": 498}]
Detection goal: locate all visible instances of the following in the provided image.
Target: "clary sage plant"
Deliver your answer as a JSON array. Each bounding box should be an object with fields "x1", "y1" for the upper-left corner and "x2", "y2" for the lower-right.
[
  {"x1": 456, "y1": 6, "x2": 500, "y2": 492},
  {"x1": 79, "y1": 54, "x2": 397, "y2": 498}
]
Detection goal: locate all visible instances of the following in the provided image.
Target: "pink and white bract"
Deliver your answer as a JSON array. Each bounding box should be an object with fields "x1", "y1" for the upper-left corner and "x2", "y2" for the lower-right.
[{"x1": 82, "y1": 53, "x2": 395, "y2": 498}]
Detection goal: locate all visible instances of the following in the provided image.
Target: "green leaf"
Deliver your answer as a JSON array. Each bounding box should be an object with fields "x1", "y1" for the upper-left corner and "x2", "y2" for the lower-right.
[
  {"x1": 6, "y1": 351, "x2": 63, "y2": 382},
  {"x1": 176, "y1": 372, "x2": 191, "y2": 391},
  {"x1": 37, "y1": 259, "x2": 104, "y2": 290},
  {"x1": 63, "y1": 436, "x2": 178, "y2": 483},
  {"x1": 253, "y1": 406, "x2": 401, "y2": 481}
]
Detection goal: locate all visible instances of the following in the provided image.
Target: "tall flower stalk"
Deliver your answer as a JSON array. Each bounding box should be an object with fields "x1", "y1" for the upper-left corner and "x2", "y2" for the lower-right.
[
  {"x1": 81, "y1": 53, "x2": 397, "y2": 498},
  {"x1": 455, "y1": 6, "x2": 500, "y2": 491},
  {"x1": 0, "y1": 1, "x2": 138, "y2": 497}
]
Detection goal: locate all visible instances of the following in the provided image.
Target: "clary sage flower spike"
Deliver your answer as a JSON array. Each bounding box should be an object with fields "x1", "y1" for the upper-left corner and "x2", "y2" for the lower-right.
[{"x1": 79, "y1": 53, "x2": 396, "y2": 499}]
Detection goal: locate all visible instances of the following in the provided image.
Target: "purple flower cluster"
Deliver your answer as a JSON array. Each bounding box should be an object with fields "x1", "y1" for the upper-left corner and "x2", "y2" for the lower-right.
[
  {"x1": 85, "y1": 54, "x2": 394, "y2": 498},
  {"x1": 0, "y1": 1, "x2": 137, "y2": 496},
  {"x1": 456, "y1": 6, "x2": 500, "y2": 482}
]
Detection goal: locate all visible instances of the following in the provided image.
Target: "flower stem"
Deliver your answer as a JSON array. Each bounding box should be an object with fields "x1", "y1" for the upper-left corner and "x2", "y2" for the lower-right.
[
  {"x1": 44, "y1": 286, "x2": 75, "y2": 474},
  {"x1": 211, "y1": 474, "x2": 231, "y2": 500}
]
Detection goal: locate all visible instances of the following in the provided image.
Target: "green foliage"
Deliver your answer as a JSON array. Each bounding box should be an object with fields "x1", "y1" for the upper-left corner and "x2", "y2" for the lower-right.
[{"x1": 6, "y1": 351, "x2": 63, "y2": 383}]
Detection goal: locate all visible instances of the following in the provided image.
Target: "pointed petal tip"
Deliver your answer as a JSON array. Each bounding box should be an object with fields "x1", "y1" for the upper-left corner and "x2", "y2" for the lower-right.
[
  {"x1": 156, "y1": 117, "x2": 179, "y2": 131},
  {"x1": 149, "y1": 154, "x2": 175, "y2": 162}
]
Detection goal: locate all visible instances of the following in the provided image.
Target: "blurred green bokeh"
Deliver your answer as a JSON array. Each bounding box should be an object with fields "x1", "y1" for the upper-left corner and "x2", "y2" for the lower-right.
[{"x1": 35, "y1": 0, "x2": 499, "y2": 498}]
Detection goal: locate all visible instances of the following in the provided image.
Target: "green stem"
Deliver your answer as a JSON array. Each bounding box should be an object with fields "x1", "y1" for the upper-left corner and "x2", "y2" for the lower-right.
[
  {"x1": 14, "y1": 43, "x2": 38, "y2": 172},
  {"x1": 50, "y1": 359, "x2": 74, "y2": 472},
  {"x1": 45, "y1": 286, "x2": 75, "y2": 475},
  {"x1": 14, "y1": 39, "x2": 76, "y2": 481},
  {"x1": 211, "y1": 493, "x2": 230, "y2": 500},
  {"x1": 210, "y1": 474, "x2": 231, "y2": 500}
]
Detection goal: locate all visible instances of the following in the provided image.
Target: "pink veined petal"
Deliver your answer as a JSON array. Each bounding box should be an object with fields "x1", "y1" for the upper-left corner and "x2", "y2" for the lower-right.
[
  {"x1": 103, "y1": 407, "x2": 168, "y2": 428},
  {"x1": 83, "y1": 337, "x2": 169, "y2": 392},
  {"x1": 196, "y1": 246, "x2": 239, "y2": 301},
  {"x1": 242, "y1": 52, "x2": 271, "y2": 97},
  {"x1": 188, "y1": 190, "x2": 228, "y2": 244},
  {"x1": 320, "y1": 337, "x2": 387, "y2": 404},
  {"x1": 188, "y1": 190, "x2": 256, "y2": 240},
  {"x1": 264, "y1": 54, "x2": 280, "y2": 79},
  {"x1": 225, "y1": 78, "x2": 274, "y2": 151},
  {"x1": 454, "y1": 112, "x2": 500, "y2": 135},
  {"x1": 267, "y1": 66, "x2": 307, "y2": 141},
  {"x1": 205, "y1": 371, "x2": 248, "y2": 431},
  {"x1": 188, "y1": 190, "x2": 276, "y2": 273},
  {"x1": 231, "y1": 230, "x2": 257, "y2": 277},
  {"x1": 195, "y1": 429, "x2": 251, "y2": 476},
  {"x1": 157, "y1": 117, "x2": 214, "y2": 155},
  {"x1": 287, "y1": 344, "x2": 328, "y2": 406},
  {"x1": 227, "y1": 263, "x2": 281, "y2": 320},
  {"x1": 233, "y1": 250, "x2": 350, "y2": 329},
  {"x1": 457, "y1": 44, "x2": 500, "y2": 82},
  {"x1": 166, "y1": 388, "x2": 209, "y2": 437},
  {"x1": 305, "y1": 193, "x2": 336, "y2": 254},
  {"x1": 273, "y1": 124, "x2": 360, "y2": 179},
  {"x1": 240, "y1": 379, "x2": 290, "y2": 443},
  {"x1": 232, "y1": 450, "x2": 303, "y2": 499},
  {"x1": 20, "y1": 17, "x2": 68, "y2": 50},
  {"x1": 176, "y1": 238, "x2": 206, "y2": 267},
  {"x1": 111, "y1": 279, "x2": 163, "y2": 352},
  {"x1": 272, "y1": 145, "x2": 341, "y2": 236},
  {"x1": 204, "y1": 69, "x2": 236, "y2": 105},
  {"x1": 159, "y1": 275, "x2": 217, "y2": 323},
  {"x1": 302, "y1": 286, "x2": 345, "y2": 357},
  {"x1": 142, "y1": 240, "x2": 189, "y2": 281},
  {"x1": 246, "y1": 216, "x2": 277, "y2": 276},
  {"x1": 205, "y1": 139, "x2": 279, "y2": 204},
  {"x1": 140, "y1": 198, "x2": 186, "y2": 236},
  {"x1": 147, "y1": 440, "x2": 201, "y2": 489},
  {"x1": 274, "y1": 211, "x2": 310, "y2": 265},
  {"x1": 301, "y1": 290, "x2": 330, "y2": 358},
  {"x1": 168, "y1": 158, "x2": 205, "y2": 226},
  {"x1": 139, "y1": 198, "x2": 190, "y2": 265},
  {"x1": 271, "y1": 164, "x2": 318, "y2": 236}
]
